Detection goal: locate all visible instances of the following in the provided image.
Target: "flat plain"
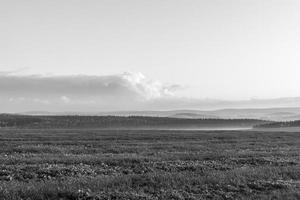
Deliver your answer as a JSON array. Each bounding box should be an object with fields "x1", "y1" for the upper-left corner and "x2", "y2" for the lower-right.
[{"x1": 0, "y1": 129, "x2": 299, "y2": 200}]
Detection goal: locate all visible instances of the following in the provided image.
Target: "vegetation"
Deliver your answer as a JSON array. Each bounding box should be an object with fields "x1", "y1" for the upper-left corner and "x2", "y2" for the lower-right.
[
  {"x1": 0, "y1": 128, "x2": 299, "y2": 199},
  {"x1": 255, "y1": 120, "x2": 300, "y2": 128},
  {"x1": 0, "y1": 114, "x2": 268, "y2": 129}
]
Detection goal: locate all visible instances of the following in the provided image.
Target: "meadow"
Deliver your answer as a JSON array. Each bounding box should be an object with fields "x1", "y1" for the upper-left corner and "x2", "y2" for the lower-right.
[{"x1": 0, "y1": 128, "x2": 299, "y2": 200}]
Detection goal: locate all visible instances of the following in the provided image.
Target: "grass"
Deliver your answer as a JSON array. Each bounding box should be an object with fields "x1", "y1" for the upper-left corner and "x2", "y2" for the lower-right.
[{"x1": 0, "y1": 129, "x2": 299, "y2": 199}]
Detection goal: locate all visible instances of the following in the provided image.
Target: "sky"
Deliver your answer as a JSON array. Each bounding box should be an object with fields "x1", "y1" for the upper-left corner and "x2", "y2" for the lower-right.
[{"x1": 1, "y1": 0, "x2": 300, "y2": 112}]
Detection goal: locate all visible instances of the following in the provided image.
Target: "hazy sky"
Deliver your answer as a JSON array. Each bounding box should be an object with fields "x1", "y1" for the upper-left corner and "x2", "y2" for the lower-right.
[{"x1": 1, "y1": 0, "x2": 300, "y2": 111}]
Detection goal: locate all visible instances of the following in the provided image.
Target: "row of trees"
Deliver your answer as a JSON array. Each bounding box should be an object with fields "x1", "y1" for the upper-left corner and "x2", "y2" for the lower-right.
[
  {"x1": 255, "y1": 120, "x2": 300, "y2": 128},
  {"x1": 0, "y1": 114, "x2": 266, "y2": 128}
]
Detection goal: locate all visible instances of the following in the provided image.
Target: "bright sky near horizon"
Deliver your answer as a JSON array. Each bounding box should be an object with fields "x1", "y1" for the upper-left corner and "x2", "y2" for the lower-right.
[{"x1": 1, "y1": 0, "x2": 300, "y2": 112}]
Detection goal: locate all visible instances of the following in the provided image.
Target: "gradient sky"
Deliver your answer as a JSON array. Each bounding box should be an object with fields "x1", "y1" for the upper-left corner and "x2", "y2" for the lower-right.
[{"x1": 1, "y1": 0, "x2": 300, "y2": 112}]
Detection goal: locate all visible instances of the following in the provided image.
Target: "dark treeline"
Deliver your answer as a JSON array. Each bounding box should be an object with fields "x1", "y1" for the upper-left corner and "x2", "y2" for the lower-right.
[
  {"x1": 0, "y1": 114, "x2": 268, "y2": 129},
  {"x1": 255, "y1": 120, "x2": 300, "y2": 128},
  {"x1": 0, "y1": 114, "x2": 44, "y2": 127}
]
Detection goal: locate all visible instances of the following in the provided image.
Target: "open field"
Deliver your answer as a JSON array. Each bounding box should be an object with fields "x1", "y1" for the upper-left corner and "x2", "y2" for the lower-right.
[{"x1": 0, "y1": 129, "x2": 299, "y2": 200}]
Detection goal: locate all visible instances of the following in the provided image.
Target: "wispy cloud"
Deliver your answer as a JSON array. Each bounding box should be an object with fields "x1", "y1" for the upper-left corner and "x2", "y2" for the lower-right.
[
  {"x1": 60, "y1": 96, "x2": 71, "y2": 104},
  {"x1": 0, "y1": 67, "x2": 30, "y2": 76}
]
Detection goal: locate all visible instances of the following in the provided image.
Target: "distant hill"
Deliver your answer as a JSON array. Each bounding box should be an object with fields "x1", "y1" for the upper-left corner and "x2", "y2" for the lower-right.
[
  {"x1": 170, "y1": 113, "x2": 218, "y2": 119},
  {"x1": 18, "y1": 107, "x2": 300, "y2": 121},
  {"x1": 0, "y1": 114, "x2": 269, "y2": 129},
  {"x1": 207, "y1": 107, "x2": 300, "y2": 121}
]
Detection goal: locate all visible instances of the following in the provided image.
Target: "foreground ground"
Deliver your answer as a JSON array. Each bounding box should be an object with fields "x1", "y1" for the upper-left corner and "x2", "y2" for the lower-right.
[{"x1": 0, "y1": 129, "x2": 299, "y2": 200}]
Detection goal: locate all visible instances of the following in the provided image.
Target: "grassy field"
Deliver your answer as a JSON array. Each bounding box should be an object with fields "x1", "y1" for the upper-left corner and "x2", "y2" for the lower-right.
[{"x1": 0, "y1": 129, "x2": 299, "y2": 200}]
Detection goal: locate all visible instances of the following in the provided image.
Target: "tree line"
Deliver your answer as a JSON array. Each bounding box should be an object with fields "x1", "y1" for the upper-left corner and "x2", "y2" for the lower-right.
[{"x1": 0, "y1": 114, "x2": 267, "y2": 128}]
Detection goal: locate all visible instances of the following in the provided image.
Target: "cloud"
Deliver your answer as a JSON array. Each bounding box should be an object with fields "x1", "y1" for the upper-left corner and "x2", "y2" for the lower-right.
[
  {"x1": 0, "y1": 72, "x2": 178, "y2": 98},
  {"x1": 0, "y1": 67, "x2": 30, "y2": 76},
  {"x1": 0, "y1": 72, "x2": 182, "y2": 112},
  {"x1": 1, "y1": 71, "x2": 300, "y2": 113},
  {"x1": 61, "y1": 96, "x2": 71, "y2": 104},
  {"x1": 121, "y1": 72, "x2": 180, "y2": 99}
]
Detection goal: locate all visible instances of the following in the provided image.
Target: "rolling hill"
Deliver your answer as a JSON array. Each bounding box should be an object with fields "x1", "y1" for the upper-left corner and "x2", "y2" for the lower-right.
[{"x1": 19, "y1": 107, "x2": 300, "y2": 121}]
